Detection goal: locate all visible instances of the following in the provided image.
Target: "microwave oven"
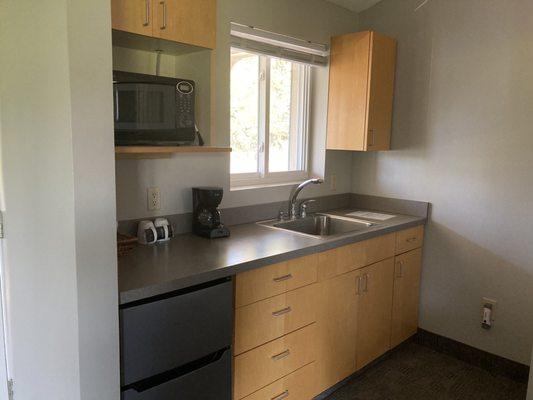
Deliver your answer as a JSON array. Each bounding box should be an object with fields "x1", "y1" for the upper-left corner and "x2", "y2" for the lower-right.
[{"x1": 113, "y1": 70, "x2": 196, "y2": 146}]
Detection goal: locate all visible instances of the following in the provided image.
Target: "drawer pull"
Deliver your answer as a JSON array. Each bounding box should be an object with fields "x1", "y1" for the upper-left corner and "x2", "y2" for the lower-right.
[
  {"x1": 271, "y1": 390, "x2": 289, "y2": 400},
  {"x1": 272, "y1": 306, "x2": 292, "y2": 317},
  {"x1": 396, "y1": 260, "x2": 404, "y2": 278},
  {"x1": 406, "y1": 237, "x2": 417, "y2": 243},
  {"x1": 273, "y1": 273, "x2": 293, "y2": 282},
  {"x1": 362, "y1": 274, "x2": 369, "y2": 292},
  {"x1": 271, "y1": 349, "x2": 290, "y2": 361}
]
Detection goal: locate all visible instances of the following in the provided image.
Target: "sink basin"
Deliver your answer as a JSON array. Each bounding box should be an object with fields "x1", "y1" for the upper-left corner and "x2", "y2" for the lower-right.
[{"x1": 260, "y1": 214, "x2": 374, "y2": 238}]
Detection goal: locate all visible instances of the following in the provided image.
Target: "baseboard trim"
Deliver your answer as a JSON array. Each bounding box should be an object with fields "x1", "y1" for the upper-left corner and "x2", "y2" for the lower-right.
[{"x1": 416, "y1": 328, "x2": 530, "y2": 383}]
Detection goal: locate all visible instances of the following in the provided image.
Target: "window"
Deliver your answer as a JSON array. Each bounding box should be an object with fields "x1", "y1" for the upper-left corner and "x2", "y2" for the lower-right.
[{"x1": 230, "y1": 48, "x2": 310, "y2": 187}]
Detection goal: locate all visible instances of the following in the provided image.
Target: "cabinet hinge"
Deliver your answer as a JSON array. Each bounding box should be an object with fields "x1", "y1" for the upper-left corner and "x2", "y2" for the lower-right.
[{"x1": 7, "y1": 379, "x2": 13, "y2": 400}]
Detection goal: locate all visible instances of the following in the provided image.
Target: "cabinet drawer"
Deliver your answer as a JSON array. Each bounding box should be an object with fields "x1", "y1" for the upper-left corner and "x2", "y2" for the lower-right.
[
  {"x1": 241, "y1": 362, "x2": 317, "y2": 400},
  {"x1": 122, "y1": 348, "x2": 231, "y2": 400},
  {"x1": 318, "y1": 233, "x2": 395, "y2": 280},
  {"x1": 234, "y1": 324, "x2": 316, "y2": 400},
  {"x1": 235, "y1": 284, "x2": 317, "y2": 355},
  {"x1": 235, "y1": 254, "x2": 318, "y2": 308},
  {"x1": 395, "y1": 226, "x2": 424, "y2": 254}
]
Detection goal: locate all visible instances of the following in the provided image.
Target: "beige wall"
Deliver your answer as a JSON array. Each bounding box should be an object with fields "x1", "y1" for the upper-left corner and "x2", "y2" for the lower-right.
[
  {"x1": 353, "y1": 0, "x2": 533, "y2": 364},
  {"x1": 0, "y1": 0, "x2": 119, "y2": 398},
  {"x1": 114, "y1": 0, "x2": 359, "y2": 221}
]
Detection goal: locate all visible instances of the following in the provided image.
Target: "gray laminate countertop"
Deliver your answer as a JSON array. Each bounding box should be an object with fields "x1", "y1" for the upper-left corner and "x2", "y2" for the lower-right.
[{"x1": 118, "y1": 209, "x2": 425, "y2": 305}]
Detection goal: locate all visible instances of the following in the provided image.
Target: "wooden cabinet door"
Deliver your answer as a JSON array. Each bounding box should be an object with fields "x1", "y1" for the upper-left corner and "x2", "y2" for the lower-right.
[
  {"x1": 356, "y1": 258, "x2": 394, "y2": 370},
  {"x1": 326, "y1": 30, "x2": 396, "y2": 152},
  {"x1": 315, "y1": 270, "x2": 360, "y2": 394},
  {"x1": 365, "y1": 31, "x2": 397, "y2": 151},
  {"x1": 153, "y1": 0, "x2": 216, "y2": 49},
  {"x1": 111, "y1": 0, "x2": 153, "y2": 36},
  {"x1": 391, "y1": 248, "x2": 422, "y2": 348},
  {"x1": 326, "y1": 31, "x2": 371, "y2": 151}
]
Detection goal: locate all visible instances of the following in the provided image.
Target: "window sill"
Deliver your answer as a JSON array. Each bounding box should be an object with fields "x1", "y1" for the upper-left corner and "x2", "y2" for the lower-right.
[{"x1": 230, "y1": 180, "x2": 306, "y2": 191}]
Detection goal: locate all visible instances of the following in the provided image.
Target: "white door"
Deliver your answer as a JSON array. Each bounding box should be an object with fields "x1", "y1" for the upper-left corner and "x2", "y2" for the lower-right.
[{"x1": 0, "y1": 232, "x2": 9, "y2": 400}]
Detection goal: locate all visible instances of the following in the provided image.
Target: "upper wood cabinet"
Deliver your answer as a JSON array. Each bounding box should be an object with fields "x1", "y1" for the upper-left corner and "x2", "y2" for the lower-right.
[
  {"x1": 111, "y1": 0, "x2": 217, "y2": 49},
  {"x1": 111, "y1": 0, "x2": 153, "y2": 36},
  {"x1": 327, "y1": 30, "x2": 397, "y2": 151},
  {"x1": 153, "y1": 0, "x2": 216, "y2": 49}
]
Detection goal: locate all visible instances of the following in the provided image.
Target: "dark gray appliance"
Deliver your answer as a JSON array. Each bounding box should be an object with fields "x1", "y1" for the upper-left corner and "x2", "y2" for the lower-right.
[
  {"x1": 113, "y1": 70, "x2": 196, "y2": 146},
  {"x1": 120, "y1": 277, "x2": 233, "y2": 400}
]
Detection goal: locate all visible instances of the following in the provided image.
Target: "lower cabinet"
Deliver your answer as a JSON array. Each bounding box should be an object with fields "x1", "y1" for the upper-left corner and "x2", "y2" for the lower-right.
[
  {"x1": 240, "y1": 362, "x2": 317, "y2": 400},
  {"x1": 315, "y1": 269, "x2": 360, "y2": 393},
  {"x1": 355, "y1": 258, "x2": 394, "y2": 370},
  {"x1": 391, "y1": 248, "x2": 423, "y2": 347},
  {"x1": 233, "y1": 226, "x2": 424, "y2": 400},
  {"x1": 233, "y1": 324, "x2": 316, "y2": 400}
]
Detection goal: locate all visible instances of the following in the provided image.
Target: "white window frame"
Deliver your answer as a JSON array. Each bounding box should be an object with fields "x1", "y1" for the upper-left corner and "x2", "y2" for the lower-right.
[{"x1": 230, "y1": 51, "x2": 311, "y2": 189}]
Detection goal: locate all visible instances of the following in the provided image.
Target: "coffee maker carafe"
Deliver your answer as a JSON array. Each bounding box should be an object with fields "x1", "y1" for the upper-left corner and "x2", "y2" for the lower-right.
[{"x1": 192, "y1": 187, "x2": 230, "y2": 238}]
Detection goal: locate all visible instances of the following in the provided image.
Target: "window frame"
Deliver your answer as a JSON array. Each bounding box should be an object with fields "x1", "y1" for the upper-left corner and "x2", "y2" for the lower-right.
[{"x1": 230, "y1": 50, "x2": 311, "y2": 189}]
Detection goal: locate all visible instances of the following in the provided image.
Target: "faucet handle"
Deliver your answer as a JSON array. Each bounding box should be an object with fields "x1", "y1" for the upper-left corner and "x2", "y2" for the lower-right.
[
  {"x1": 278, "y1": 210, "x2": 288, "y2": 221},
  {"x1": 300, "y1": 199, "x2": 316, "y2": 218}
]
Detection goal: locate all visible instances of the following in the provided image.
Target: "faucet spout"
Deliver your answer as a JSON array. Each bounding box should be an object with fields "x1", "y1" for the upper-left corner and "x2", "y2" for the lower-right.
[{"x1": 288, "y1": 178, "x2": 323, "y2": 219}]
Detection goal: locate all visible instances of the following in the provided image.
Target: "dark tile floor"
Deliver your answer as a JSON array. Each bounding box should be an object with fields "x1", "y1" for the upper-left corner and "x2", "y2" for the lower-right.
[{"x1": 324, "y1": 342, "x2": 527, "y2": 400}]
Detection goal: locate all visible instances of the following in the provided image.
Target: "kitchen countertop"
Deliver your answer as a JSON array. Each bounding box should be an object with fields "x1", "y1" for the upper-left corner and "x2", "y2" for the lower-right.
[{"x1": 118, "y1": 209, "x2": 426, "y2": 305}]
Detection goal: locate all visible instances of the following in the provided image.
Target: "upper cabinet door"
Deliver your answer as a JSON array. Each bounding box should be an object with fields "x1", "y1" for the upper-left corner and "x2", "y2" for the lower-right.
[
  {"x1": 327, "y1": 31, "x2": 396, "y2": 152},
  {"x1": 327, "y1": 32, "x2": 371, "y2": 151},
  {"x1": 111, "y1": 0, "x2": 153, "y2": 36},
  {"x1": 153, "y1": 0, "x2": 217, "y2": 49},
  {"x1": 366, "y1": 32, "x2": 397, "y2": 151}
]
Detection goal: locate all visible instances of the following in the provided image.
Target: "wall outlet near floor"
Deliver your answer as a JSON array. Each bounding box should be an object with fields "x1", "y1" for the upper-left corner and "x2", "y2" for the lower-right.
[
  {"x1": 330, "y1": 174, "x2": 337, "y2": 191},
  {"x1": 147, "y1": 187, "x2": 161, "y2": 211},
  {"x1": 481, "y1": 297, "x2": 497, "y2": 330}
]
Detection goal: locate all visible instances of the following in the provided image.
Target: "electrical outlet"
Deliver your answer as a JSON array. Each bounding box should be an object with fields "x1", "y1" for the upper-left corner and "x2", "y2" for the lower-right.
[
  {"x1": 330, "y1": 174, "x2": 337, "y2": 191},
  {"x1": 147, "y1": 187, "x2": 161, "y2": 211},
  {"x1": 481, "y1": 297, "x2": 497, "y2": 329}
]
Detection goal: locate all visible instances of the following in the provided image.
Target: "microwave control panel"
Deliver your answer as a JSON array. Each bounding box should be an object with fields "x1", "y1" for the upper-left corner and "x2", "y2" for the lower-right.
[{"x1": 176, "y1": 81, "x2": 195, "y2": 129}]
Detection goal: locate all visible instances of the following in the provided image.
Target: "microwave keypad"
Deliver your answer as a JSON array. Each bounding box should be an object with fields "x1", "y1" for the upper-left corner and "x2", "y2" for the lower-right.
[{"x1": 176, "y1": 81, "x2": 195, "y2": 129}]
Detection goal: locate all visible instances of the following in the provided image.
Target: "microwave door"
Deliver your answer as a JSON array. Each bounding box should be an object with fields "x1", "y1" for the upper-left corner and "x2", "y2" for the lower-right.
[{"x1": 114, "y1": 83, "x2": 175, "y2": 132}]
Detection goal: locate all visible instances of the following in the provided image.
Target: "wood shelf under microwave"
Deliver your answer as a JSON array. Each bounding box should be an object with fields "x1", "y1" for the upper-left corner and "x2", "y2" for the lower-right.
[{"x1": 115, "y1": 146, "x2": 232, "y2": 159}]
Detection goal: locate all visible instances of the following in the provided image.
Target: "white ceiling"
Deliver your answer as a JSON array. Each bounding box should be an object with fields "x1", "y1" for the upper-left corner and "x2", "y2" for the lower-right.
[{"x1": 325, "y1": 0, "x2": 382, "y2": 13}]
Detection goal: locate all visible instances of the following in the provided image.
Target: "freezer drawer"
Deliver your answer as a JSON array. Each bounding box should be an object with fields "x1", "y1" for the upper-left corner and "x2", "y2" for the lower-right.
[
  {"x1": 120, "y1": 278, "x2": 233, "y2": 386},
  {"x1": 122, "y1": 347, "x2": 231, "y2": 400}
]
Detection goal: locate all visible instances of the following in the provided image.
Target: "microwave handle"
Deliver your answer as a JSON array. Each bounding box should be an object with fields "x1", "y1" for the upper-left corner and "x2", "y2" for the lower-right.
[{"x1": 114, "y1": 90, "x2": 119, "y2": 121}]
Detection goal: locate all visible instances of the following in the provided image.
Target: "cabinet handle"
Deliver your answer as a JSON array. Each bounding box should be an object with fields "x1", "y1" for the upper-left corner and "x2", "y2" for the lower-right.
[
  {"x1": 396, "y1": 261, "x2": 404, "y2": 278},
  {"x1": 272, "y1": 307, "x2": 292, "y2": 317},
  {"x1": 273, "y1": 273, "x2": 293, "y2": 282},
  {"x1": 271, "y1": 349, "x2": 290, "y2": 361},
  {"x1": 363, "y1": 274, "x2": 369, "y2": 292},
  {"x1": 271, "y1": 390, "x2": 289, "y2": 400},
  {"x1": 143, "y1": 0, "x2": 150, "y2": 26},
  {"x1": 355, "y1": 276, "x2": 361, "y2": 295},
  {"x1": 406, "y1": 237, "x2": 417, "y2": 243},
  {"x1": 368, "y1": 129, "x2": 375, "y2": 147},
  {"x1": 159, "y1": 1, "x2": 167, "y2": 30}
]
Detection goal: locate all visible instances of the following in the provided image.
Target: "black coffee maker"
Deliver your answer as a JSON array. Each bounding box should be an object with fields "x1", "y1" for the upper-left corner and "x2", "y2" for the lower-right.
[{"x1": 192, "y1": 187, "x2": 230, "y2": 238}]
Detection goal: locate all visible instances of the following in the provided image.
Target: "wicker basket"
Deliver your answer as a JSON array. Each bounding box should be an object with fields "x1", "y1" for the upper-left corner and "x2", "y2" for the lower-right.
[{"x1": 117, "y1": 233, "x2": 138, "y2": 257}]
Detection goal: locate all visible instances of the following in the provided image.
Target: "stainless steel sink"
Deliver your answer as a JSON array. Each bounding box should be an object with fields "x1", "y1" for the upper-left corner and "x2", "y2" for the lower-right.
[{"x1": 259, "y1": 214, "x2": 374, "y2": 238}]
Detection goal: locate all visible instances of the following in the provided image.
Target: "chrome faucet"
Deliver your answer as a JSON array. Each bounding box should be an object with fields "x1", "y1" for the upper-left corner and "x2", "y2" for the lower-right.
[{"x1": 288, "y1": 178, "x2": 323, "y2": 219}]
